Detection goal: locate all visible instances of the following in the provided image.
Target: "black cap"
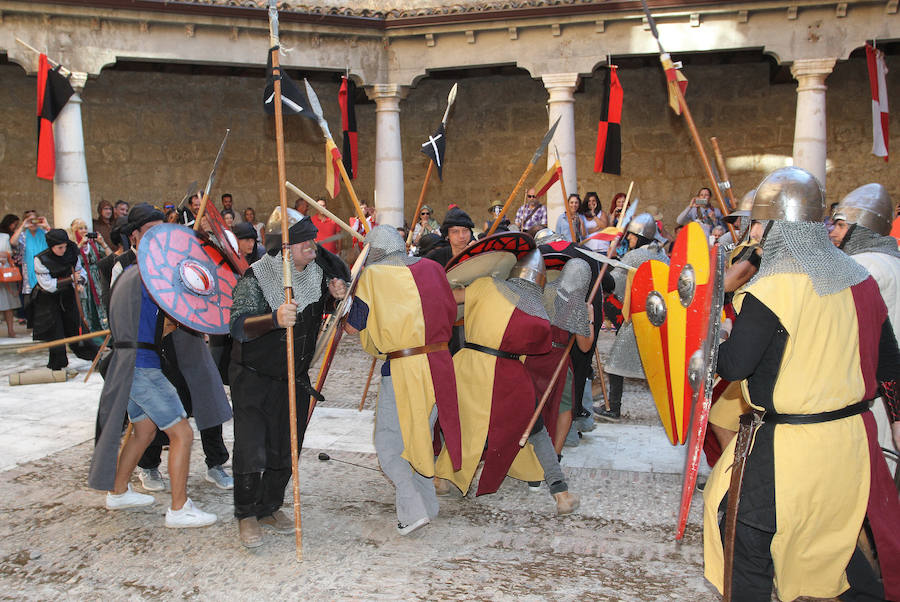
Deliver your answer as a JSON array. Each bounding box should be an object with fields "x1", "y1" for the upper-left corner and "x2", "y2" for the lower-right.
[
  {"x1": 440, "y1": 207, "x2": 475, "y2": 237},
  {"x1": 127, "y1": 203, "x2": 165, "y2": 231},
  {"x1": 233, "y1": 222, "x2": 258, "y2": 240},
  {"x1": 45, "y1": 228, "x2": 69, "y2": 246},
  {"x1": 287, "y1": 216, "x2": 318, "y2": 244}
]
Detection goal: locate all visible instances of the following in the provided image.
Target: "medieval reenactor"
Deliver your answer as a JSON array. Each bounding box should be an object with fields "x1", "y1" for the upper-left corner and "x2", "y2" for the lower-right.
[
  {"x1": 31, "y1": 228, "x2": 99, "y2": 370},
  {"x1": 343, "y1": 225, "x2": 462, "y2": 535},
  {"x1": 423, "y1": 206, "x2": 475, "y2": 267},
  {"x1": 229, "y1": 209, "x2": 349, "y2": 548},
  {"x1": 233, "y1": 222, "x2": 264, "y2": 264},
  {"x1": 88, "y1": 217, "x2": 232, "y2": 529},
  {"x1": 434, "y1": 249, "x2": 580, "y2": 515},
  {"x1": 596, "y1": 213, "x2": 669, "y2": 421},
  {"x1": 702, "y1": 167, "x2": 900, "y2": 600},
  {"x1": 830, "y1": 182, "x2": 900, "y2": 452}
]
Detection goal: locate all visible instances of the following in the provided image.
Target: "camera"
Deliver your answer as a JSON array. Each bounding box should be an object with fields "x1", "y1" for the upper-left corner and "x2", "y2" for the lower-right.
[
  {"x1": 695, "y1": 198, "x2": 708, "y2": 206},
  {"x1": 86, "y1": 232, "x2": 98, "y2": 239}
]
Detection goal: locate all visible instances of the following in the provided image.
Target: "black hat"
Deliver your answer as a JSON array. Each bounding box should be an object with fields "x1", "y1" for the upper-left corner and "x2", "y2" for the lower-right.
[
  {"x1": 45, "y1": 228, "x2": 69, "y2": 246},
  {"x1": 233, "y1": 222, "x2": 258, "y2": 240},
  {"x1": 287, "y1": 216, "x2": 318, "y2": 244},
  {"x1": 440, "y1": 207, "x2": 475, "y2": 237},
  {"x1": 127, "y1": 203, "x2": 165, "y2": 231}
]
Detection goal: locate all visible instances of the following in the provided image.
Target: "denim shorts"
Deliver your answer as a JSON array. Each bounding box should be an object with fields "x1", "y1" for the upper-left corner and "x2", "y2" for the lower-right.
[{"x1": 128, "y1": 367, "x2": 187, "y2": 431}]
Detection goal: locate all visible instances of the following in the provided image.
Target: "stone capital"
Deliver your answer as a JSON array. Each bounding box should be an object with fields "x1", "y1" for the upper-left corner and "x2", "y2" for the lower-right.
[
  {"x1": 790, "y1": 58, "x2": 837, "y2": 92},
  {"x1": 541, "y1": 73, "x2": 580, "y2": 103},
  {"x1": 365, "y1": 84, "x2": 410, "y2": 104},
  {"x1": 68, "y1": 72, "x2": 89, "y2": 95}
]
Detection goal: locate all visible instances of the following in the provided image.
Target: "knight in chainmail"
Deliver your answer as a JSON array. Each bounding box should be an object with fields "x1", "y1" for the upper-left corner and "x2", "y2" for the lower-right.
[
  {"x1": 702, "y1": 167, "x2": 900, "y2": 600},
  {"x1": 829, "y1": 183, "x2": 900, "y2": 454},
  {"x1": 523, "y1": 258, "x2": 595, "y2": 457},
  {"x1": 342, "y1": 225, "x2": 462, "y2": 535},
  {"x1": 597, "y1": 213, "x2": 670, "y2": 421},
  {"x1": 228, "y1": 210, "x2": 350, "y2": 548},
  {"x1": 434, "y1": 249, "x2": 580, "y2": 516}
]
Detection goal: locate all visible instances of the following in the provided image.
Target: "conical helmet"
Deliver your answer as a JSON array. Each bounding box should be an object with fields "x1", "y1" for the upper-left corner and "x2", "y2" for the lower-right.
[
  {"x1": 724, "y1": 189, "x2": 755, "y2": 223},
  {"x1": 533, "y1": 228, "x2": 563, "y2": 246},
  {"x1": 508, "y1": 248, "x2": 547, "y2": 290},
  {"x1": 625, "y1": 213, "x2": 658, "y2": 240},
  {"x1": 264, "y1": 206, "x2": 303, "y2": 253},
  {"x1": 832, "y1": 183, "x2": 893, "y2": 236},
  {"x1": 751, "y1": 167, "x2": 824, "y2": 223}
]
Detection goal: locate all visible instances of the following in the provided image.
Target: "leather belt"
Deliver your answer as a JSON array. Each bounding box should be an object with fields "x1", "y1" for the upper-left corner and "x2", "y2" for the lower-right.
[
  {"x1": 386, "y1": 342, "x2": 448, "y2": 360},
  {"x1": 551, "y1": 342, "x2": 567, "y2": 349},
  {"x1": 112, "y1": 341, "x2": 158, "y2": 352},
  {"x1": 463, "y1": 342, "x2": 521, "y2": 361},
  {"x1": 760, "y1": 399, "x2": 871, "y2": 425}
]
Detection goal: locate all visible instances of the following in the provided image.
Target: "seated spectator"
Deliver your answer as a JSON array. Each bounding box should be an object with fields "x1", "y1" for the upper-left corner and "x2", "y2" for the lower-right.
[{"x1": 676, "y1": 187, "x2": 723, "y2": 236}]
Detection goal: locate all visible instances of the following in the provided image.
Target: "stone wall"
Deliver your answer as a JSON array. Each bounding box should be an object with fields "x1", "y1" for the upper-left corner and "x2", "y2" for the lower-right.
[{"x1": 1, "y1": 55, "x2": 897, "y2": 232}]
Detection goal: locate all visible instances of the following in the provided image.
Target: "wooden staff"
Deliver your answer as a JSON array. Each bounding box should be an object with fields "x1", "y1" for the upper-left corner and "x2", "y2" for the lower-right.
[
  {"x1": 193, "y1": 130, "x2": 231, "y2": 230},
  {"x1": 710, "y1": 137, "x2": 737, "y2": 211},
  {"x1": 266, "y1": 1, "x2": 302, "y2": 562},
  {"x1": 84, "y1": 333, "x2": 111, "y2": 383},
  {"x1": 17, "y1": 329, "x2": 110, "y2": 353},
  {"x1": 519, "y1": 253, "x2": 616, "y2": 446},
  {"x1": 594, "y1": 346, "x2": 611, "y2": 411},
  {"x1": 486, "y1": 117, "x2": 561, "y2": 237},
  {"x1": 358, "y1": 357, "x2": 377, "y2": 411},
  {"x1": 285, "y1": 181, "x2": 365, "y2": 243},
  {"x1": 555, "y1": 146, "x2": 579, "y2": 244}
]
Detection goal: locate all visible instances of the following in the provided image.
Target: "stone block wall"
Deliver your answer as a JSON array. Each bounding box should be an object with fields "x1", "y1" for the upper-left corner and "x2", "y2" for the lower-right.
[{"x1": 0, "y1": 54, "x2": 897, "y2": 233}]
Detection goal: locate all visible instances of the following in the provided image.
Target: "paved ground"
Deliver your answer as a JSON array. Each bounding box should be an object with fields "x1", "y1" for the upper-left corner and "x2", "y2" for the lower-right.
[{"x1": 0, "y1": 328, "x2": 720, "y2": 600}]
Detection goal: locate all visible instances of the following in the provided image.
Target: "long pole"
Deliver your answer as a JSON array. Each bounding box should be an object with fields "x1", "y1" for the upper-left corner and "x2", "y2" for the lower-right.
[
  {"x1": 17, "y1": 329, "x2": 110, "y2": 353},
  {"x1": 594, "y1": 346, "x2": 610, "y2": 411},
  {"x1": 406, "y1": 161, "x2": 435, "y2": 248},
  {"x1": 267, "y1": 2, "x2": 302, "y2": 562},
  {"x1": 358, "y1": 357, "x2": 377, "y2": 411},
  {"x1": 84, "y1": 333, "x2": 111, "y2": 382},
  {"x1": 285, "y1": 181, "x2": 365, "y2": 243},
  {"x1": 709, "y1": 137, "x2": 737, "y2": 211}
]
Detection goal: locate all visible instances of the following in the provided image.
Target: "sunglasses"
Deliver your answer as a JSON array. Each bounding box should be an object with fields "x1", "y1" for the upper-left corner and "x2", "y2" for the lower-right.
[
  {"x1": 420, "y1": 211, "x2": 431, "y2": 215},
  {"x1": 526, "y1": 195, "x2": 536, "y2": 199}
]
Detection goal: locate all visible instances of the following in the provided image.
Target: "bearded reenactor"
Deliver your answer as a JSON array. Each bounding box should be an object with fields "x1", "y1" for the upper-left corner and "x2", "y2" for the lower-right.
[
  {"x1": 229, "y1": 209, "x2": 349, "y2": 548},
  {"x1": 596, "y1": 213, "x2": 669, "y2": 421},
  {"x1": 702, "y1": 167, "x2": 900, "y2": 601},
  {"x1": 435, "y1": 250, "x2": 580, "y2": 515},
  {"x1": 829, "y1": 183, "x2": 900, "y2": 453},
  {"x1": 343, "y1": 225, "x2": 462, "y2": 535}
]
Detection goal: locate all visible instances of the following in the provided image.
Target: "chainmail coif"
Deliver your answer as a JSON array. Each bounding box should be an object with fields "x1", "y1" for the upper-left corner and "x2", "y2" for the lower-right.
[
  {"x1": 545, "y1": 259, "x2": 592, "y2": 337},
  {"x1": 841, "y1": 224, "x2": 900, "y2": 260},
  {"x1": 497, "y1": 277, "x2": 549, "y2": 320},
  {"x1": 251, "y1": 252, "x2": 323, "y2": 312},
  {"x1": 365, "y1": 224, "x2": 419, "y2": 266},
  {"x1": 751, "y1": 220, "x2": 869, "y2": 296}
]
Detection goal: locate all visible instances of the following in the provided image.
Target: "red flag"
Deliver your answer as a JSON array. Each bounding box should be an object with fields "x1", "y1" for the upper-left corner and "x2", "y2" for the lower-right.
[
  {"x1": 36, "y1": 54, "x2": 74, "y2": 180},
  {"x1": 594, "y1": 66, "x2": 623, "y2": 175},
  {"x1": 660, "y1": 53, "x2": 688, "y2": 115},
  {"x1": 325, "y1": 139, "x2": 342, "y2": 198},
  {"x1": 534, "y1": 160, "x2": 561, "y2": 198},
  {"x1": 866, "y1": 43, "x2": 889, "y2": 161},
  {"x1": 338, "y1": 76, "x2": 359, "y2": 178}
]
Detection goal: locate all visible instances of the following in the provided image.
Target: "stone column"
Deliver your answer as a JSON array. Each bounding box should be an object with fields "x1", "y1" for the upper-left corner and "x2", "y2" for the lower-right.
[
  {"x1": 366, "y1": 84, "x2": 408, "y2": 228},
  {"x1": 790, "y1": 58, "x2": 836, "y2": 191},
  {"x1": 52, "y1": 72, "x2": 93, "y2": 230},
  {"x1": 542, "y1": 73, "x2": 580, "y2": 230}
]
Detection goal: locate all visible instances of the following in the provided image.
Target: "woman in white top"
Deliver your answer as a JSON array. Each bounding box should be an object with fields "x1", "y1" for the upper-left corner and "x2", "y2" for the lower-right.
[
  {"x1": 554, "y1": 194, "x2": 587, "y2": 242},
  {"x1": 581, "y1": 191, "x2": 611, "y2": 252}
]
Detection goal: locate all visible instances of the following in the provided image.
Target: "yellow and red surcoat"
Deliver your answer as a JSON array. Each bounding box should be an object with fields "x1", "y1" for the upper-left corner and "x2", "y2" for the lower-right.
[
  {"x1": 435, "y1": 277, "x2": 551, "y2": 495},
  {"x1": 355, "y1": 259, "x2": 462, "y2": 476}
]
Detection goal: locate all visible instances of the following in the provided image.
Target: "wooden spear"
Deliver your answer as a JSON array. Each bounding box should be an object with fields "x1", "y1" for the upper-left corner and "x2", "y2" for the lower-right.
[
  {"x1": 266, "y1": 0, "x2": 303, "y2": 562},
  {"x1": 84, "y1": 333, "x2": 111, "y2": 382},
  {"x1": 407, "y1": 83, "x2": 458, "y2": 248},
  {"x1": 193, "y1": 129, "x2": 231, "y2": 230},
  {"x1": 17, "y1": 329, "x2": 110, "y2": 353},
  {"x1": 710, "y1": 137, "x2": 738, "y2": 211},
  {"x1": 285, "y1": 181, "x2": 365, "y2": 244},
  {"x1": 358, "y1": 357, "x2": 377, "y2": 411},
  {"x1": 486, "y1": 117, "x2": 561, "y2": 237}
]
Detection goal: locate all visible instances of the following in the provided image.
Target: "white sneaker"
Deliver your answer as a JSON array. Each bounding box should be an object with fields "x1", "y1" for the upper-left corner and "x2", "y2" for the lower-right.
[
  {"x1": 138, "y1": 468, "x2": 166, "y2": 492},
  {"x1": 205, "y1": 465, "x2": 234, "y2": 490},
  {"x1": 106, "y1": 484, "x2": 155, "y2": 510},
  {"x1": 396, "y1": 516, "x2": 430, "y2": 536},
  {"x1": 165, "y1": 498, "x2": 217, "y2": 529}
]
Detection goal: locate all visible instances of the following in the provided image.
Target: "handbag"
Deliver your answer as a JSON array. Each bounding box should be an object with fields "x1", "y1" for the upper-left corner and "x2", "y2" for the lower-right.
[{"x1": 0, "y1": 264, "x2": 21, "y2": 283}]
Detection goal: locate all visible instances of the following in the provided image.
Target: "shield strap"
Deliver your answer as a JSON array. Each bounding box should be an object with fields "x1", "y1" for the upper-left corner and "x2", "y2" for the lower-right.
[{"x1": 722, "y1": 410, "x2": 762, "y2": 601}]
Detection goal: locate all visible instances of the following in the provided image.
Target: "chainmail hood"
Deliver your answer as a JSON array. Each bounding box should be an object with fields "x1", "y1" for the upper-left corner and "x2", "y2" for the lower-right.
[
  {"x1": 751, "y1": 220, "x2": 869, "y2": 296},
  {"x1": 365, "y1": 224, "x2": 419, "y2": 266},
  {"x1": 544, "y1": 259, "x2": 592, "y2": 336},
  {"x1": 841, "y1": 224, "x2": 900, "y2": 260},
  {"x1": 612, "y1": 242, "x2": 669, "y2": 301},
  {"x1": 497, "y1": 277, "x2": 549, "y2": 320},
  {"x1": 251, "y1": 252, "x2": 323, "y2": 312}
]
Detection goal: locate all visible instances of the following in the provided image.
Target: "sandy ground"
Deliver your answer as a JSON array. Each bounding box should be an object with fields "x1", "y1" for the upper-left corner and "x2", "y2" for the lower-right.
[{"x1": 0, "y1": 328, "x2": 721, "y2": 600}]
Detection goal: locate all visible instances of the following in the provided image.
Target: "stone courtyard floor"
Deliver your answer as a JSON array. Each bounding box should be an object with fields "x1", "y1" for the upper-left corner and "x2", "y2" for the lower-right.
[{"x1": 0, "y1": 328, "x2": 720, "y2": 600}]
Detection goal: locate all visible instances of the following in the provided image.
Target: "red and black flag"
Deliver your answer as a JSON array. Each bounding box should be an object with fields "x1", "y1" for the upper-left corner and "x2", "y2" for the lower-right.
[
  {"x1": 420, "y1": 123, "x2": 446, "y2": 180},
  {"x1": 338, "y1": 76, "x2": 359, "y2": 178},
  {"x1": 36, "y1": 54, "x2": 74, "y2": 180},
  {"x1": 263, "y1": 47, "x2": 314, "y2": 118},
  {"x1": 594, "y1": 66, "x2": 623, "y2": 175}
]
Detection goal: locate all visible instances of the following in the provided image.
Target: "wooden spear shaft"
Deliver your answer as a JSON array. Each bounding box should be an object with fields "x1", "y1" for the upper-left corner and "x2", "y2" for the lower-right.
[
  {"x1": 486, "y1": 163, "x2": 537, "y2": 237},
  {"x1": 334, "y1": 150, "x2": 370, "y2": 234},
  {"x1": 406, "y1": 161, "x2": 435, "y2": 247},
  {"x1": 269, "y1": 41, "x2": 303, "y2": 562},
  {"x1": 84, "y1": 333, "x2": 111, "y2": 383},
  {"x1": 709, "y1": 137, "x2": 738, "y2": 210},
  {"x1": 17, "y1": 329, "x2": 110, "y2": 353},
  {"x1": 669, "y1": 82, "x2": 738, "y2": 242},
  {"x1": 358, "y1": 357, "x2": 377, "y2": 411}
]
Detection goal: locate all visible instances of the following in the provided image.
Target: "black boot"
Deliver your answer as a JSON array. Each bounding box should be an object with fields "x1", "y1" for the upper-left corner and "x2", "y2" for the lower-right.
[{"x1": 594, "y1": 401, "x2": 621, "y2": 421}]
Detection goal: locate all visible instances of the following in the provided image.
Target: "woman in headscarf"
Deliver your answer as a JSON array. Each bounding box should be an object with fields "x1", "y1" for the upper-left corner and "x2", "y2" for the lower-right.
[
  {"x1": 31, "y1": 229, "x2": 99, "y2": 370},
  {"x1": 70, "y1": 218, "x2": 110, "y2": 332},
  {"x1": 411, "y1": 204, "x2": 441, "y2": 246}
]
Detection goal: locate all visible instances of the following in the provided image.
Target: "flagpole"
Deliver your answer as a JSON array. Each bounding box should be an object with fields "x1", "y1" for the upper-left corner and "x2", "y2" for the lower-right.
[
  {"x1": 709, "y1": 137, "x2": 737, "y2": 211},
  {"x1": 267, "y1": 0, "x2": 302, "y2": 562},
  {"x1": 487, "y1": 117, "x2": 561, "y2": 237},
  {"x1": 15, "y1": 38, "x2": 71, "y2": 76}
]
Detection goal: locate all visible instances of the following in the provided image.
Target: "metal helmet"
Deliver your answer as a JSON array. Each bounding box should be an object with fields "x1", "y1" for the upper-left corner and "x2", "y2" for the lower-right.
[
  {"x1": 264, "y1": 206, "x2": 303, "y2": 253},
  {"x1": 724, "y1": 189, "x2": 755, "y2": 223},
  {"x1": 533, "y1": 228, "x2": 563, "y2": 246},
  {"x1": 750, "y1": 167, "x2": 824, "y2": 223},
  {"x1": 508, "y1": 248, "x2": 547, "y2": 290},
  {"x1": 832, "y1": 183, "x2": 893, "y2": 236},
  {"x1": 625, "y1": 213, "x2": 658, "y2": 240}
]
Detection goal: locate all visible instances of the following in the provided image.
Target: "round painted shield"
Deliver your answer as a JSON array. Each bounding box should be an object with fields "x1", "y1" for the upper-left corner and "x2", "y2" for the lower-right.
[
  {"x1": 444, "y1": 232, "x2": 534, "y2": 272},
  {"x1": 137, "y1": 224, "x2": 238, "y2": 335},
  {"x1": 201, "y1": 201, "x2": 250, "y2": 275}
]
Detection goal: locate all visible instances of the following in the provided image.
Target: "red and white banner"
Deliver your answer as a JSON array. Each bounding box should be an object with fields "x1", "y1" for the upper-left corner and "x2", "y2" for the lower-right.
[{"x1": 866, "y1": 43, "x2": 889, "y2": 161}]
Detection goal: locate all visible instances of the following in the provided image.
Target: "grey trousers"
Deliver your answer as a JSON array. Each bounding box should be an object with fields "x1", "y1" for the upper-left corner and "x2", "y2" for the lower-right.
[
  {"x1": 374, "y1": 376, "x2": 439, "y2": 526},
  {"x1": 528, "y1": 427, "x2": 568, "y2": 494}
]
